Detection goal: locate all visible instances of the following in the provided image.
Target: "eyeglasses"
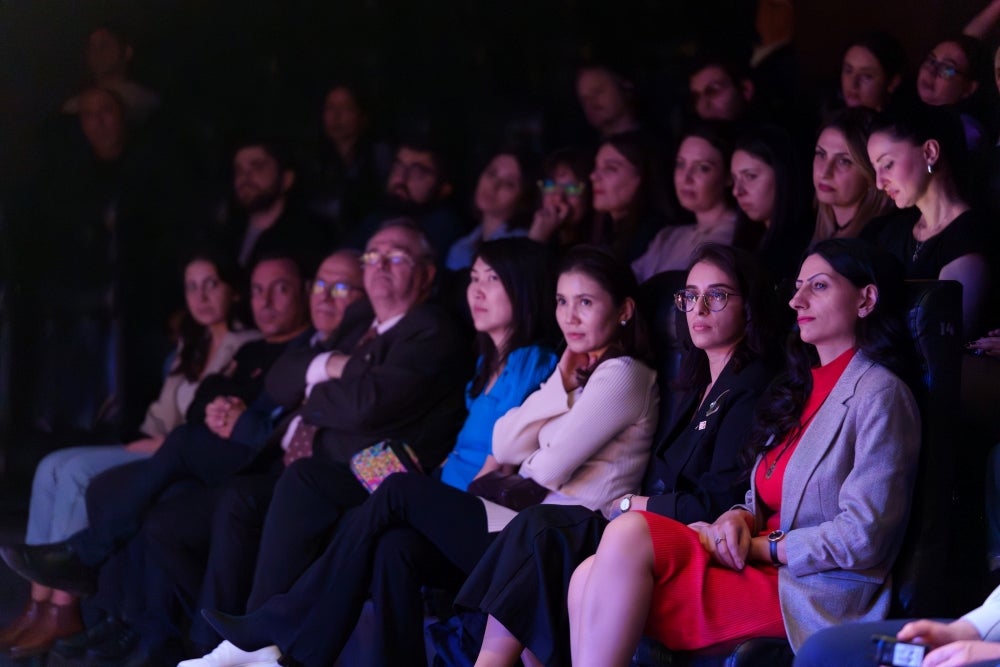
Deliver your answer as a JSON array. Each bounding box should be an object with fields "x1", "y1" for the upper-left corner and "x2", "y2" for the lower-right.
[
  {"x1": 673, "y1": 289, "x2": 741, "y2": 313},
  {"x1": 921, "y1": 53, "x2": 967, "y2": 80},
  {"x1": 538, "y1": 180, "x2": 587, "y2": 197},
  {"x1": 311, "y1": 279, "x2": 360, "y2": 300},
  {"x1": 360, "y1": 250, "x2": 415, "y2": 267}
]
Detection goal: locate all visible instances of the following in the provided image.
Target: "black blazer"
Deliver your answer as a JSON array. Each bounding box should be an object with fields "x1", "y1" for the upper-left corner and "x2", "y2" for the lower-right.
[
  {"x1": 642, "y1": 357, "x2": 776, "y2": 524},
  {"x1": 266, "y1": 298, "x2": 472, "y2": 467}
]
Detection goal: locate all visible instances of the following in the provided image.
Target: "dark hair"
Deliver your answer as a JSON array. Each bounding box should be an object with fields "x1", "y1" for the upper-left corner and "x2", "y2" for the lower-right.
[
  {"x1": 575, "y1": 59, "x2": 639, "y2": 114},
  {"x1": 557, "y1": 244, "x2": 653, "y2": 386},
  {"x1": 733, "y1": 124, "x2": 806, "y2": 251},
  {"x1": 745, "y1": 238, "x2": 916, "y2": 465},
  {"x1": 176, "y1": 250, "x2": 245, "y2": 382},
  {"x1": 869, "y1": 104, "x2": 969, "y2": 198},
  {"x1": 468, "y1": 238, "x2": 556, "y2": 397},
  {"x1": 249, "y1": 248, "x2": 307, "y2": 284},
  {"x1": 674, "y1": 243, "x2": 781, "y2": 391},
  {"x1": 675, "y1": 122, "x2": 738, "y2": 216},
  {"x1": 598, "y1": 130, "x2": 671, "y2": 223},
  {"x1": 813, "y1": 107, "x2": 891, "y2": 241},
  {"x1": 232, "y1": 137, "x2": 294, "y2": 175},
  {"x1": 687, "y1": 53, "x2": 753, "y2": 86},
  {"x1": 542, "y1": 146, "x2": 593, "y2": 184},
  {"x1": 475, "y1": 148, "x2": 539, "y2": 231},
  {"x1": 937, "y1": 34, "x2": 990, "y2": 86},
  {"x1": 845, "y1": 31, "x2": 908, "y2": 85},
  {"x1": 395, "y1": 132, "x2": 453, "y2": 186}
]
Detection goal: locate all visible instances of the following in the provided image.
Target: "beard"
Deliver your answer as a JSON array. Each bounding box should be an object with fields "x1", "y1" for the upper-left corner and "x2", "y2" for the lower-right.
[{"x1": 237, "y1": 183, "x2": 284, "y2": 214}]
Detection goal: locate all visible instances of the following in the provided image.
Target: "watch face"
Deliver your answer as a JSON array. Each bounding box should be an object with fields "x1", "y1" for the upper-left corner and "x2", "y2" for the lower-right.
[{"x1": 768, "y1": 529, "x2": 785, "y2": 542}]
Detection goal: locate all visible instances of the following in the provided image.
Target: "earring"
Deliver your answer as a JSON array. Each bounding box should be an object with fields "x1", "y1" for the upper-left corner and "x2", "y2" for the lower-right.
[
  {"x1": 927, "y1": 163, "x2": 934, "y2": 175},
  {"x1": 620, "y1": 320, "x2": 628, "y2": 327}
]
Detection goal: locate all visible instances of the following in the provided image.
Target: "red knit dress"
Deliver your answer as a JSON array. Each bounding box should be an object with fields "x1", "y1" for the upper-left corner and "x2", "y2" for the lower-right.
[{"x1": 637, "y1": 348, "x2": 856, "y2": 650}]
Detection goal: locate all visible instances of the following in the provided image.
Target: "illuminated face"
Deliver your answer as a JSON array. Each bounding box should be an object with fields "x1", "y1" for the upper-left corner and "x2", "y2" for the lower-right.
[
  {"x1": 322, "y1": 87, "x2": 365, "y2": 145},
  {"x1": 917, "y1": 41, "x2": 977, "y2": 107},
  {"x1": 591, "y1": 144, "x2": 641, "y2": 219},
  {"x1": 250, "y1": 259, "x2": 307, "y2": 340},
  {"x1": 841, "y1": 45, "x2": 892, "y2": 111},
  {"x1": 474, "y1": 154, "x2": 523, "y2": 220},
  {"x1": 556, "y1": 270, "x2": 625, "y2": 359},
  {"x1": 789, "y1": 253, "x2": 868, "y2": 361},
  {"x1": 233, "y1": 146, "x2": 289, "y2": 213},
  {"x1": 730, "y1": 150, "x2": 776, "y2": 224},
  {"x1": 184, "y1": 260, "x2": 234, "y2": 329},
  {"x1": 867, "y1": 131, "x2": 932, "y2": 209},
  {"x1": 362, "y1": 226, "x2": 434, "y2": 311},
  {"x1": 467, "y1": 257, "x2": 514, "y2": 347},
  {"x1": 541, "y1": 163, "x2": 589, "y2": 227},
  {"x1": 813, "y1": 127, "x2": 869, "y2": 212},
  {"x1": 674, "y1": 136, "x2": 729, "y2": 215},
  {"x1": 386, "y1": 147, "x2": 442, "y2": 205},
  {"x1": 576, "y1": 68, "x2": 630, "y2": 133},
  {"x1": 683, "y1": 260, "x2": 745, "y2": 357},
  {"x1": 309, "y1": 253, "x2": 364, "y2": 338},
  {"x1": 690, "y1": 65, "x2": 747, "y2": 121}
]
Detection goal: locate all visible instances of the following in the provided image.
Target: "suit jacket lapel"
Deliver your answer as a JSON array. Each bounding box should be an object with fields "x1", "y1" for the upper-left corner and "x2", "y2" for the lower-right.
[{"x1": 780, "y1": 352, "x2": 874, "y2": 529}]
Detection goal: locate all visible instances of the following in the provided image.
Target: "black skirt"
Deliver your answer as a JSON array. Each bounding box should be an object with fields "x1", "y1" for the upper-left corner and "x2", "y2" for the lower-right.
[{"x1": 454, "y1": 503, "x2": 610, "y2": 667}]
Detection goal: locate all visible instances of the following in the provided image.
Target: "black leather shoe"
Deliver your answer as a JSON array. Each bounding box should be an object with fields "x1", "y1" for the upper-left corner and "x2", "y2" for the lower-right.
[
  {"x1": 84, "y1": 624, "x2": 138, "y2": 662},
  {"x1": 51, "y1": 615, "x2": 123, "y2": 659},
  {"x1": 0, "y1": 541, "x2": 97, "y2": 595}
]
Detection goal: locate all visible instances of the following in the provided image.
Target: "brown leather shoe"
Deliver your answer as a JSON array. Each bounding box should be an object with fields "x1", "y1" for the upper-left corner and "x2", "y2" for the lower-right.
[
  {"x1": 7, "y1": 601, "x2": 82, "y2": 658},
  {"x1": 0, "y1": 599, "x2": 45, "y2": 649}
]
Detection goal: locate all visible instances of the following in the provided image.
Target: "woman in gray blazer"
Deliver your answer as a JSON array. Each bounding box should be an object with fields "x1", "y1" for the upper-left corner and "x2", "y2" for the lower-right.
[{"x1": 567, "y1": 238, "x2": 922, "y2": 665}]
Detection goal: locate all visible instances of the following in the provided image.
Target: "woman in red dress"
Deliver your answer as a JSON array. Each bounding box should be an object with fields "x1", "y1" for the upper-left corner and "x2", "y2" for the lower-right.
[{"x1": 567, "y1": 237, "x2": 922, "y2": 665}]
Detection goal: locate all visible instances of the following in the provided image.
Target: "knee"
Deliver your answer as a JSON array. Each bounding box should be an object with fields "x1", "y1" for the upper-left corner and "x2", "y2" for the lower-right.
[
  {"x1": 597, "y1": 513, "x2": 651, "y2": 560},
  {"x1": 32, "y1": 449, "x2": 67, "y2": 490}
]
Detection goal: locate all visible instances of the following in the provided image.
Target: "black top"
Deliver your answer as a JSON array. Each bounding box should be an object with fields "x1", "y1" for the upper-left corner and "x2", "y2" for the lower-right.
[
  {"x1": 640, "y1": 357, "x2": 777, "y2": 524},
  {"x1": 877, "y1": 207, "x2": 992, "y2": 279}
]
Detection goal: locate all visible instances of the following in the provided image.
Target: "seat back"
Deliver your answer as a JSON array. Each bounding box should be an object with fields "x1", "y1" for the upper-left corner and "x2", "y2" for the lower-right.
[{"x1": 637, "y1": 270, "x2": 688, "y2": 428}]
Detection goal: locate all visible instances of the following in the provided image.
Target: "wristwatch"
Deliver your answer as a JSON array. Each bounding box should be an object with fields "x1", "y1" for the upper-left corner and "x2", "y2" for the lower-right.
[
  {"x1": 619, "y1": 494, "x2": 636, "y2": 513},
  {"x1": 767, "y1": 529, "x2": 786, "y2": 567}
]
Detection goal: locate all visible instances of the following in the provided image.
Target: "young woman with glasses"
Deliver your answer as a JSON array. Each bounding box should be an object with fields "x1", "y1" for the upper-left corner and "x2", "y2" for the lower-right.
[
  {"x1": 528, "y1": 147, "x2": 594, "y2": 250},
  {"x1": 456, "y1": 243, "x2": 782, "y2": 667}
]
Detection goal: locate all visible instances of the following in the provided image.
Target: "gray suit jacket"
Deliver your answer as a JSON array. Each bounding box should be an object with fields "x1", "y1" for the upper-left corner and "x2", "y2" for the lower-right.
[{"x1": 743, "y1": 351, "x2": 921, "y2": 651}]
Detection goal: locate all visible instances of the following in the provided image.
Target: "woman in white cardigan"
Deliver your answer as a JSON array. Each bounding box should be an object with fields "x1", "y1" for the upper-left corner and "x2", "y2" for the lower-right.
[{"x1": 189, "y1": 244, "x2": 659, "y2": 667}]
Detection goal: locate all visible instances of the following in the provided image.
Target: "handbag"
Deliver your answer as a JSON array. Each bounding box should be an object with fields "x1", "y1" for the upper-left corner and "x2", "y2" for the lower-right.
[
  {"x1": 466, "y1": 470, "x2": 548, "y2": 511},
  {"x1": 349, "y1": 439, "x2": 423, "y2": 493}
]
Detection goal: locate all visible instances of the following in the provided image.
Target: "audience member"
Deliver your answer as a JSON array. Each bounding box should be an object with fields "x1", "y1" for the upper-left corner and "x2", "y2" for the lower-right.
[
  {"x1": 0, "y1": 251, "x2": 255, "y2": 658},
  {"x1": 811, "y1": 108, "x2": 892, "y2": 241},
  {"x1": 839, "y1": 32, "x2": 908, "y2": 112},
  {"x1": 589, "y1": 131, "x2": 669, "y2": 263},
  {"x1": 868, "y1": 105, "x2": 993, "y2": 336},
  {"x1": 688, "y1": 56, "x2": 757, "y2": 124},
  {"x1": 459, "y1": 244, "x2": 782, "y2": 667},
  {"x1": 730, "y1": 124, "x2": 810, "y2": 282},
  {"x1": 62, "y1": 23, "x2": 160, "y2": 123},
  {"x1": 917, "y1": 35, "x2": 991, "y2": 150},
  {"x1": 445, "y1": 150, "x2": 536, "y2": 270},
  {"x1": 527, "y1": 147, "x2": 595, "y2": 249},
  {"x1": 0, "y1": 253, "x2": 312, "y2": 600},
  {"x1": 192, "y1": 244, "x2": 659, "y2": 667},
  {"x1": 350, "y1": 139, "x2": 466, "y2": 260},
  {"x1": 301, "y1": 82, "x2": 392, "y2": 231},
  {"x1": 633, "y1": 124, "x2": 743, "y2": 282},
  {"x1": 575, "y1": 63, "x2": 642, "y2": 139},
  {"x1": 567, "y1": 238, "x2": 921, "y2": 664},
  {"x1": 219, "y1": 140, "x2": 330, "y2": 273}
]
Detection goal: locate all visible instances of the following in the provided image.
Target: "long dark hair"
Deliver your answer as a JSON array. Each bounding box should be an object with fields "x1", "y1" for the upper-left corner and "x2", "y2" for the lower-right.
[
  {"x1": 468, "y1": 238, "x2": 556, "y2": 397},
  {"x1": 557, "y1": 244, "x2": 653, "y2": 386},
  {"x1": 674, "y1": 243, "x2": 781, "y2": 392},
  {"x1": 597, "y1": 130, "x2": 671, "y2": 224},
  {"x1": 745, "y1": 238, "x2": 915, "y2": 465},
  {"x1": 176, "y1": 250, "x2": 245, "y2": 382}
]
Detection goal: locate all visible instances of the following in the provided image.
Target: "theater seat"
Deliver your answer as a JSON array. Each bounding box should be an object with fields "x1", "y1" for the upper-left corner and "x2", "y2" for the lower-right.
[{"x1": 631, "y1": 279, "x2": 963, "y2": 667}]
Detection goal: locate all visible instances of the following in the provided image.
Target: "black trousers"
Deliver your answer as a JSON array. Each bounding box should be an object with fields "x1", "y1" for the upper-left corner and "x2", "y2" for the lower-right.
[
  {"x1": 70, "y1": 422, "x2": 260, "y2": 566},
  {"x1": 207, "y1": 473, "x2": 496, "y2": 667}
]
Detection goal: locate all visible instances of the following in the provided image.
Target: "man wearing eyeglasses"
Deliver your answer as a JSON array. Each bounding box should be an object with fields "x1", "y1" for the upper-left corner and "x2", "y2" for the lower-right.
[{"x1": 349, "y1": 137, "x2": 465, "y2": 262}]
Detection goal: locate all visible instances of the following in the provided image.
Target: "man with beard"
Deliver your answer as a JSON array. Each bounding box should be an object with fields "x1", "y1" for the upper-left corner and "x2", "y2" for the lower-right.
[
  {"x1": 226, "y1": 140, "x2": 331, "y2": 274},
  {"x1": 349, "y1": 138, "x2": 465, "y2": 261}
]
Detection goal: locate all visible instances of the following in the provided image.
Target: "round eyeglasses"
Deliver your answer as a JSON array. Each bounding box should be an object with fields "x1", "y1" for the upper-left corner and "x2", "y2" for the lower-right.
[{"x1": 673, "y1": 289, "x2": 741, "y2": 313}]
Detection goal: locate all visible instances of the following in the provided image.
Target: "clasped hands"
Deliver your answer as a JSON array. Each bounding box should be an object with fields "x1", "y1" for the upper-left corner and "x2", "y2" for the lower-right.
[
  {"x1": 205, "y1": 396, "x2": 246, "y2": 439},
  {"x1": 688, "y1": 509, "x2": 755, "y2": 571}
]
